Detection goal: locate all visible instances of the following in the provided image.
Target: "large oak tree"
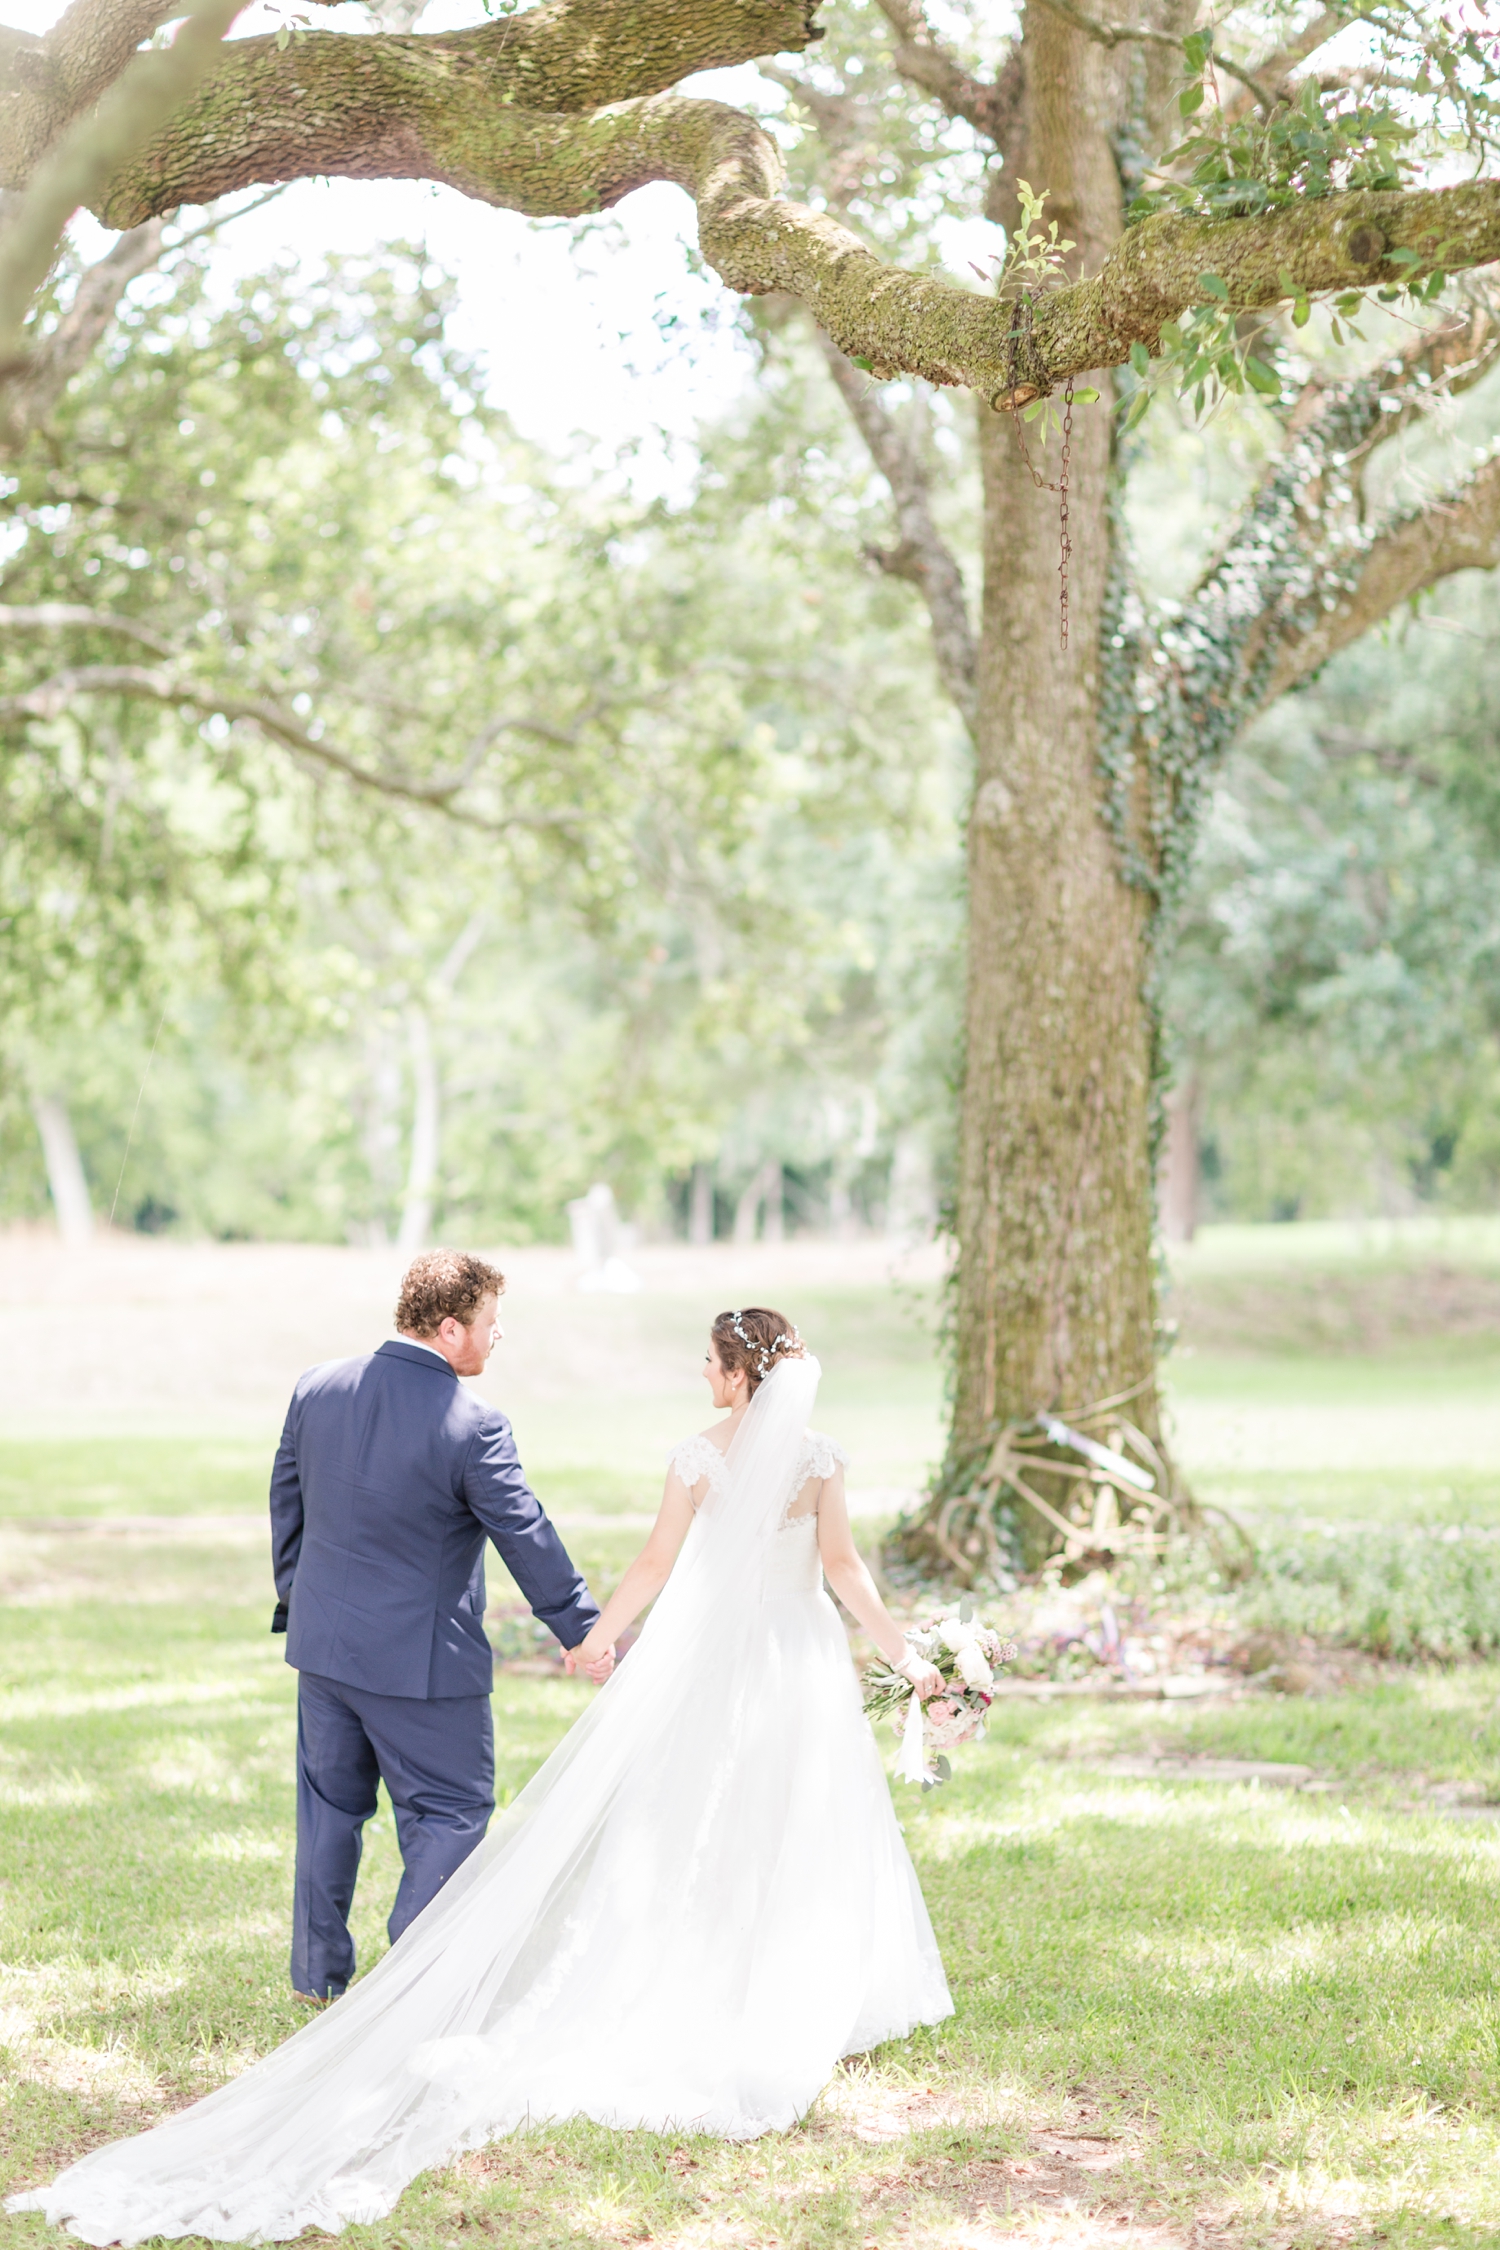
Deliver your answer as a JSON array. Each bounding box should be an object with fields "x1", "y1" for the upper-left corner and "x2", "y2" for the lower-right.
[{"x1": 4, "y1": 0, "x2": 1500, "y2": 1567}]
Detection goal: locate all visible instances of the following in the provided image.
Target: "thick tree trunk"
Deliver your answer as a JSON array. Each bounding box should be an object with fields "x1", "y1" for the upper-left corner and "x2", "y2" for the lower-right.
[{"x1": 942, "y1": 8, "x2": 1159, "y2": 1555}]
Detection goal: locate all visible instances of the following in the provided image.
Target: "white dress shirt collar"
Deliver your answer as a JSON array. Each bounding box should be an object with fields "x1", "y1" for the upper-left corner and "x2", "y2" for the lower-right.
[{"x1": 393, "y1": 1335, "x2": 449, "y2": 1363}]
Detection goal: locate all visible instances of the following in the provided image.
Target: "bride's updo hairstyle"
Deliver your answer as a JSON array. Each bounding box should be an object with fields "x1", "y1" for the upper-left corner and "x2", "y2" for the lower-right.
[{"x1": 711, "y1": 1307, "x2": 806, "y2": 1395}]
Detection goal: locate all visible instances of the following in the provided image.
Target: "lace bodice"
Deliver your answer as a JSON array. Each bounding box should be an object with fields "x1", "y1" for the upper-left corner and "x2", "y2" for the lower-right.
[{"x1": 666, "y1": 1427, "x2": 849, "y2": 1528}]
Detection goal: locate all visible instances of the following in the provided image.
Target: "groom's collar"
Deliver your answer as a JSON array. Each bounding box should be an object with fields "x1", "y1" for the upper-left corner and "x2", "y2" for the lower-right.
[{"x1": 378, "y1": 1338, "x2": 457, "y2": 1376}]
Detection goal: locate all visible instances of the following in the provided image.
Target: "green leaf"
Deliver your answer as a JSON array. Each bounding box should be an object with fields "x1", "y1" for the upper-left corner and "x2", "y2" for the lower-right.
[
  {"x1": 1123, "y1": 388, "x2": 1152, "y2": 430},
  {"x1": 1182, "y1": 28, "x2": 1213, "y2": 71},
  {"x1": 1387, "y1": 245, "x2": 1423, "y2": 266},
  {"x1": 1197, "y1": 272, "x2": 1229, "y2": 300},
  {"x1": 1334, "y1": 291, "x2": 1362, "y2": 315},
  {"x1": 1129, "y1": 341, "x2": 1151, "y2": 378},
  {"x1": 1244, "y1": 355, "x2": 1281, "y2": 395},
  {"x1": 1179, "y1": 80, "x2": 1206, "y2": 116},
  {"x1": 1020, "y1": 398, "x2": 1045, "y2": 421},
  {"x1": 1069, "y1": 386, "x2": 1100, "y2": 404},
  {"x1": 1292, "y1": 297, "x2": 1311, "y2": 328}
]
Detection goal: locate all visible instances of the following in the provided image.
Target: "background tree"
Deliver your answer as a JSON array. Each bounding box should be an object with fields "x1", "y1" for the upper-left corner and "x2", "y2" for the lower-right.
[
  {"x1": 5, "y1": 0, "x2": 1500, "y2": 1566},
  {"x1": 0, "y1": 240, "x2": 963, "y2": 1242}
]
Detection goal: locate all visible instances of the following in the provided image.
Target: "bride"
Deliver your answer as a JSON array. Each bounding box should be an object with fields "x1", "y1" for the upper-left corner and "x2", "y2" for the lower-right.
[{"x1": 12, "y1": 1307, "x2": 952, "y2": 2246}]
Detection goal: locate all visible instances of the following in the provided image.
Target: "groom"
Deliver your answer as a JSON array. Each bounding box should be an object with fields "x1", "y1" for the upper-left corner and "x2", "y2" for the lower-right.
[{"x1": 269, "y1": 1248, "x2": 608, "y2": 2001}]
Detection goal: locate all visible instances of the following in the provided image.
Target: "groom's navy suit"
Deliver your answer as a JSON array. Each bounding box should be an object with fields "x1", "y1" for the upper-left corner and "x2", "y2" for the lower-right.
[{"x1": 269, "y1": 1338, "x2": 598, "y2": 1996}]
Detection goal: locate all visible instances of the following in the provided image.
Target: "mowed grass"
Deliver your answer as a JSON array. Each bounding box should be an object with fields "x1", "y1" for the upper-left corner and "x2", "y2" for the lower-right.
[
  {"x1": 7, "y1": 1298, "x2": 1500, "y2": 2248},
  {"x1": 5, "y1": 1587, "x2": 1500, "y2": 2240}
]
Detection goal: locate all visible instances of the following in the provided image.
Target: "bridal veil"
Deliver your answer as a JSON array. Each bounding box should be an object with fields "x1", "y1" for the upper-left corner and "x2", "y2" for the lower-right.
[{"x1": 11, "y1": 1354, "x2": 950, "y2": 2245}]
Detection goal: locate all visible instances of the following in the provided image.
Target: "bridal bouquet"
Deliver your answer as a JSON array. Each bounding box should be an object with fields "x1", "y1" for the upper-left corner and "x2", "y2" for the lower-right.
[{"x1": 863, "y1": 1605, "x2": 1018, "y2": 1789}]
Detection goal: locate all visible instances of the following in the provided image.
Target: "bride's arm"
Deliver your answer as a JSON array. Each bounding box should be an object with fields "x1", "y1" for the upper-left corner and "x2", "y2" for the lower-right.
[
  {"x1": 567, "y1": 1469, "x2": 698, "y2": 1677},
  {"x1": 817, "y1": 1468, "x2": 942, "y2": 1694}
]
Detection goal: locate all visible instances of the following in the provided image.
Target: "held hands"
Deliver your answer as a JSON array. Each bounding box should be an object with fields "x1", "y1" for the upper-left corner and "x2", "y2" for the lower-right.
[{"x1": 564, "y1": 1632, "x2": 616, "y2": 1685}]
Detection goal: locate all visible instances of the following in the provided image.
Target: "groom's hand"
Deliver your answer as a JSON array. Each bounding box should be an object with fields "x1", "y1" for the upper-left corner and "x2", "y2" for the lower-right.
[{"x1": 564, "y1": 1641, "x2": 616, "y2": 1684}]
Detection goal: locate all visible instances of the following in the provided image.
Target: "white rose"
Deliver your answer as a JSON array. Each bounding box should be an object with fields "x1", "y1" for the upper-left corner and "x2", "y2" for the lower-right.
[{"x1": 954, "y1": 1644, "x2": 993, "y2": 1691}]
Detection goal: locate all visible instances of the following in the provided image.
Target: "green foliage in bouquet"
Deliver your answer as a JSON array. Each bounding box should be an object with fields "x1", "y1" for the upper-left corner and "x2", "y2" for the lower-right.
[{"x1": 863, "y1": 1598, "x2": 1018, "y2": 1789}]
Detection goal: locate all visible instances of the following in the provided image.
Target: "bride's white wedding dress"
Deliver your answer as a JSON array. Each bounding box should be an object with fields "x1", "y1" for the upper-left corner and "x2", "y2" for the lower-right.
[{"x1": 11, "y1": 1357, "x2": 951, "y2": 2246}]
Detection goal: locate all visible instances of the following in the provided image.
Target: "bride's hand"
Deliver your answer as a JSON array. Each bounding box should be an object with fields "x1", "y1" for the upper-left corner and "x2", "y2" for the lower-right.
[
  {"x1": 565, "y1": 1633, "x2": 616, "y2": 1685},
  {"x1": 895, "y1": 1654, "x2": 944, "y2": 1700}
]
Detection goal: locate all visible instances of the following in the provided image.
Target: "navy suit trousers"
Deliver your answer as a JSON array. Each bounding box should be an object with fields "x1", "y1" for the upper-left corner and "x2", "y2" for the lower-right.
[{"x1": 292, "y1": 1670, "x2": 494, "y2": 1998}]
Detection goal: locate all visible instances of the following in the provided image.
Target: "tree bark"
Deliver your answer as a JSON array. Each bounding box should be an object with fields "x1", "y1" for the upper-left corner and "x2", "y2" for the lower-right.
[
  {"x1": 33, "y1": 4, "x2": 1500, "y2": 402},
  {"x1": 943, "y1": 5, "x2": 1159, "y2": 1554}
]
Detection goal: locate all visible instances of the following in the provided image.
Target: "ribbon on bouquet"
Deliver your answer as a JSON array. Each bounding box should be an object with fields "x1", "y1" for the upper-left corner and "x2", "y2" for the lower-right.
[{"x1": 896, "y1": 1685, "x2": 929, "y2": 1787}]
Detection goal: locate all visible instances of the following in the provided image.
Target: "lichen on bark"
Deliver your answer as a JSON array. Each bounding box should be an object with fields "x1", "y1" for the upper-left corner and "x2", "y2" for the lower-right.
[{"x1": 38, "y1": 2, "x2": 1500, "y2": 405}]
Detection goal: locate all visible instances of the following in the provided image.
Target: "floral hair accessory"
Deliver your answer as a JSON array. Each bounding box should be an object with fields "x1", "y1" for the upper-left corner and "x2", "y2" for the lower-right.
[{"x1": 730, "y1": 1312, "x2": 804, "y2": 1379}]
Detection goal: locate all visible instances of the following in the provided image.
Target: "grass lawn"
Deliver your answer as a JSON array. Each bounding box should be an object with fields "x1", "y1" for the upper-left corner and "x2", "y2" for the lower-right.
[{"x1": 6, "y1": 1273, "x2": 1500, "y2": 2248}]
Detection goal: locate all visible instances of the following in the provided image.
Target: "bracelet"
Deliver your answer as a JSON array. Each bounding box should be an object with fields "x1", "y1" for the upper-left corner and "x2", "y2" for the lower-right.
[{"x1": 893, "y1": 1651, "x2": 925, "y2": 1682}]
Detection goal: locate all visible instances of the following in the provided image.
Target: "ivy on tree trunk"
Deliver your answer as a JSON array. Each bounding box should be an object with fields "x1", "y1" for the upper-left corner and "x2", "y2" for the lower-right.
[{"x1": 3, "y1": 0, "x2": 1500, "y2": 1576}]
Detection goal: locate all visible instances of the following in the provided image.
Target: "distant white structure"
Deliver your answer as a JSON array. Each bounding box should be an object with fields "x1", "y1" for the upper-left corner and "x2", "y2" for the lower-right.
[
  {"x1": 32, "y1": 1093, "x2": 93, "y2": 1247},
  {"x1": 566, "y1": 1181, "x2": 642, "y2": 1293}
]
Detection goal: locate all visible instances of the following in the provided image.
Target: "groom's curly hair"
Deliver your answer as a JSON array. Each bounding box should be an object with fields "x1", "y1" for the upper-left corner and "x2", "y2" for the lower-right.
[{"x1": 396, "y1": 1250, "x2": 505, "y2": 1338}]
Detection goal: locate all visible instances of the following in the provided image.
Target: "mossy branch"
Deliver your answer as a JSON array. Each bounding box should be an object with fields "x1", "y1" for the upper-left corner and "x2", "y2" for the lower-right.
[
  {"x1": 1261, "y1": 451, "x2": 1500, "y2": 700},
  {"x1": 0, "y1": 0, "x2": 243, "y2": 359},
  {"x1": 72, "y1": 10, "x2": 1500, "y2": 405}
]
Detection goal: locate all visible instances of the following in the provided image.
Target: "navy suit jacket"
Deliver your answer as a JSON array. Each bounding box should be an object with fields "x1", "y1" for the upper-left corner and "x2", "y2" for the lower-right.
[{"x1": 268, "y1": 1339, "x2": 598, "y2": 1700}]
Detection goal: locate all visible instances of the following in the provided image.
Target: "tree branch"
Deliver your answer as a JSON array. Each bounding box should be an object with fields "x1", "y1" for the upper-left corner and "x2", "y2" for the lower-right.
[
  {"x1": 869, "y1": 0, "x2": 1022, "y2": 147},
  {"x1": 1221, "y1": 9, "x2": 1366, "y2": 125},
  {"x1": 0, "y1": 189, "x2": 293, "y2": 449},
  {"x1": 1206, "y1": 290, "x2": 1500, "y2": 556},
  {"x1": 0, "y1": 221, "x2": 162, "y2": 445},
  {"x1": 22, "y1": 0, "x2": 823, "y2": 215},
  {"x1": 42, "y1": 1, "x2": 202, "y2": 116},
  {"x1": 1261, "y1": 452, "x2": 1500, "y2": 700},
  {"x1": 73, "y1": 18, "x2": 1500, "y2": 407},
  {"x1": 1028, "y1": 0, "x2": 1274, "y2": 111},
  {"x1": 0, "y1": 662, "x2": 581, "y2": 831},
  {"x1": 815, "y1": 330, "x2": 976, "y2": 733},
  {"x1": 0, "y1": 0, "x2": 245, "y2": 358},
  {"x1": 0, "y1": 601, "x2": 173, "y2": 652},
  {"x1": 1115, "y1": 318, "x2": 1500, "y2": 906}
]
